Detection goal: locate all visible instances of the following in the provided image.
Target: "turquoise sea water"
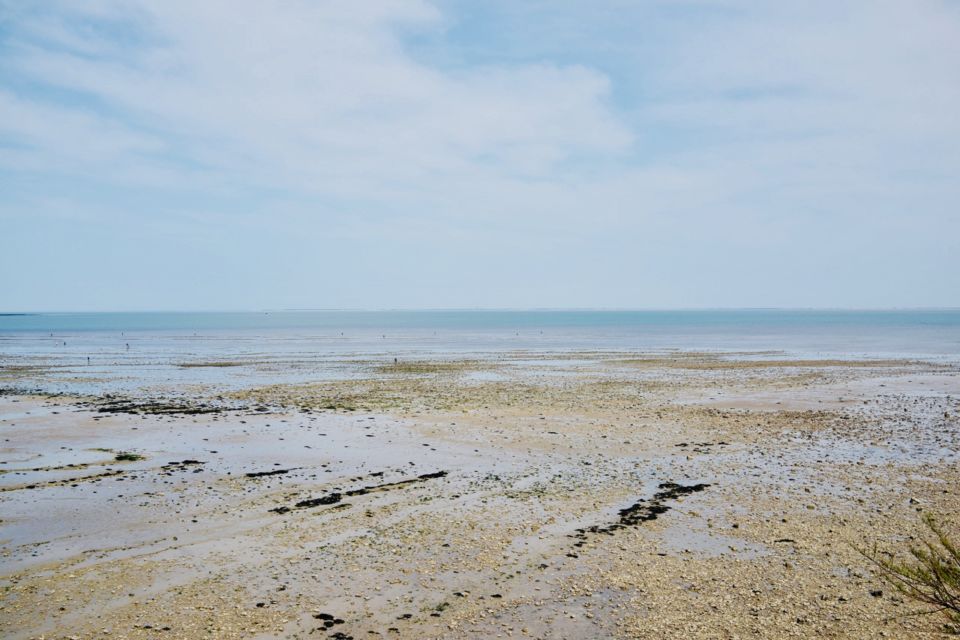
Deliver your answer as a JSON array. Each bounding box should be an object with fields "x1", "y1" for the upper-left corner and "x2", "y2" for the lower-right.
[
  {"x1": 2, "y1": 309, "x2": 959, "y2": 352},
  {"x1": 1, "y1": 310, "x2": 958, "y2": 394}
]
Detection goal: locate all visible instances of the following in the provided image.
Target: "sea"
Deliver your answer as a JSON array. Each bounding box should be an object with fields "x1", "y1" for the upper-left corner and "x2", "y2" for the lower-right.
[{"x1": 1, "y1": 309, "x2": 959, "y2": 395}]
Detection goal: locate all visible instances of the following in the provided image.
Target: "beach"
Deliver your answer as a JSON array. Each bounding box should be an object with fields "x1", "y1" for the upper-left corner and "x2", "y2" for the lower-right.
[
  {"x1": 6, "y1": 0, "x2": 958, "y2": 633},
  {"x1": 7, "y1": 0, "x2": 960, "y2": 635},
  {"x1": 2, "y1": 334, "x2": 959, "y2": 638}
]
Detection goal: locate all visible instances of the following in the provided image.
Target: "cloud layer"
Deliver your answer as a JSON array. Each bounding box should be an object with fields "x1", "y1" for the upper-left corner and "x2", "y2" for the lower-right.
[{"x1": 1, "y1": 0, "x2": 958, "y2": 309}]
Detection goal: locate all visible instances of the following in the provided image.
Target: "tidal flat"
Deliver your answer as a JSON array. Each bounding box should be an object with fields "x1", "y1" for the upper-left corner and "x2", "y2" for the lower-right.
[{"x1": 1, "y1": 352, "x2": 959, "y2": 639}]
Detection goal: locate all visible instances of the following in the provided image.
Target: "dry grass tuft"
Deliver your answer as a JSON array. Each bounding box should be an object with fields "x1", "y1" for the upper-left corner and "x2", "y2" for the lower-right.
[{"x1": 861, "y1": 514, "x2": 960, "y2": 634}]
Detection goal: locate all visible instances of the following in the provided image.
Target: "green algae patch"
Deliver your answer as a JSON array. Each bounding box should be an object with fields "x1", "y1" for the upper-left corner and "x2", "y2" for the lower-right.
[{"x1": 373, "y1": 359, "x2": 492, "y2": 375}]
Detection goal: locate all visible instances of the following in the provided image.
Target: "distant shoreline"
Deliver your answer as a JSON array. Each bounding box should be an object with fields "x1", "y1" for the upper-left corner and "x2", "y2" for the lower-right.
[{"x1": 2, "y1": 307, "x2": 960, "y2": 314}]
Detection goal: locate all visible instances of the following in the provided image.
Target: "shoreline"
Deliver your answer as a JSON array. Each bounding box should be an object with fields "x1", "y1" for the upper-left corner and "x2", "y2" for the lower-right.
[{"x1": 1, "y1": 352, "x2": 959, "y2": 638}]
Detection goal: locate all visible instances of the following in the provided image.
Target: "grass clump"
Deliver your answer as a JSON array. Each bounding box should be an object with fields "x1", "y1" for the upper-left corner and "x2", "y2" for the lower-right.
[
  {"x1": 861, "y1": 514, "x2": 960, "y2": 634},
  {"x1": 114, "y1": 452, "x2": 145, "y2": 462}
]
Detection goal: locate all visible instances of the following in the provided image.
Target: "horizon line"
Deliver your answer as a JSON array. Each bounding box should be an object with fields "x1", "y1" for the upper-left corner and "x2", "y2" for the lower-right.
[{"x1": 3, "y1": 306, "x2": 960, "y2": 315}]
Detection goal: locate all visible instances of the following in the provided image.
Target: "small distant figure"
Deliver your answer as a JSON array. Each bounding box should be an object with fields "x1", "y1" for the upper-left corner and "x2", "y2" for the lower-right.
[
  {"x1": 394, "y1": 357, "x2": 398, "y2": 364},
  {"x1": 87, "y1": 357, "x2": 90, "y2": 365},
  {"x1": 126, "y1": 343, "x2": 130, "y2": 350},
  {"x1": 63, "y1": 341, "x2": 66, "y2": 346}
]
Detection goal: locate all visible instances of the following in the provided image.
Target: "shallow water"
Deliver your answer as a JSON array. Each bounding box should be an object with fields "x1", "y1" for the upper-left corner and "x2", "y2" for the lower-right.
[{"x1": 2, "y1": 309, "x2": 959, "y2": 395}]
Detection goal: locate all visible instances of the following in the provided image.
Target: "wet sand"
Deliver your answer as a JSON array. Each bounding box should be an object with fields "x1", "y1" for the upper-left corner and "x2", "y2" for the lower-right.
[{"x1": 1, "y1": 352, "x2": 959, "y2": 639}]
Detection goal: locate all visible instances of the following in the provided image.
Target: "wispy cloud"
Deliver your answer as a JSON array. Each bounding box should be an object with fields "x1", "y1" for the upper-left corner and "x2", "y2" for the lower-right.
[
  {"x1": 1, "y1": 1, "x2": 958, "y2": 309},
  {"x1": 2, "y1": 1, "x2": 628, "y2": 192}
]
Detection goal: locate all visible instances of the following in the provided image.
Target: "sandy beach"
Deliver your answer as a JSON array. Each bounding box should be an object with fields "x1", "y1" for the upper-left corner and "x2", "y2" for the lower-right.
[{"x1": 1, "y1": 352, "x2": 958, "y2": 639}]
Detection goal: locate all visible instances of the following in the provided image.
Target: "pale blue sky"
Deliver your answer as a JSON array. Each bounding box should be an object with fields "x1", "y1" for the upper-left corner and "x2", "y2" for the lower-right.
[{"x1": 1, "y1": 1, "x2": 958, "y2": 311}]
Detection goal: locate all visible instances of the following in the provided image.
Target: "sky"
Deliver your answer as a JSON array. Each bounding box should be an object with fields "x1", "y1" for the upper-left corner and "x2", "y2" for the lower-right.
[{"x1": 1, "y1": 0, "x2": 958, "y2": 311}]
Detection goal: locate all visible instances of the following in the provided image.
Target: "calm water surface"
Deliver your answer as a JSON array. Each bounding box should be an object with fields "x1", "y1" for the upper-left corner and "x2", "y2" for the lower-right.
[{"x1": 1, "y1": 310, "x2": 958, "y2": 394}]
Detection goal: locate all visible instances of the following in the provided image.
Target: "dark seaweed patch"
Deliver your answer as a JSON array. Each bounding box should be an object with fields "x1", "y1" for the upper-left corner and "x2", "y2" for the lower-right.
[
  {"x1": 246, "y1": 468, "x2": 296, "y2": 478},
  {"x1": 159, "y1": 460, "x2": 206, "y2": 476},
  {"x1": 571, "y1": 481, "x2": 711, "y2": 547},
  {"x1": 270, "y1": 471, "x2": 448, "y2": 514},
  {"x1": 89, "y1": 396, "x2": 224, "y2": 416},
  {"x1": 0, "y1": 469, "x2": 127, "y2": 493}
]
